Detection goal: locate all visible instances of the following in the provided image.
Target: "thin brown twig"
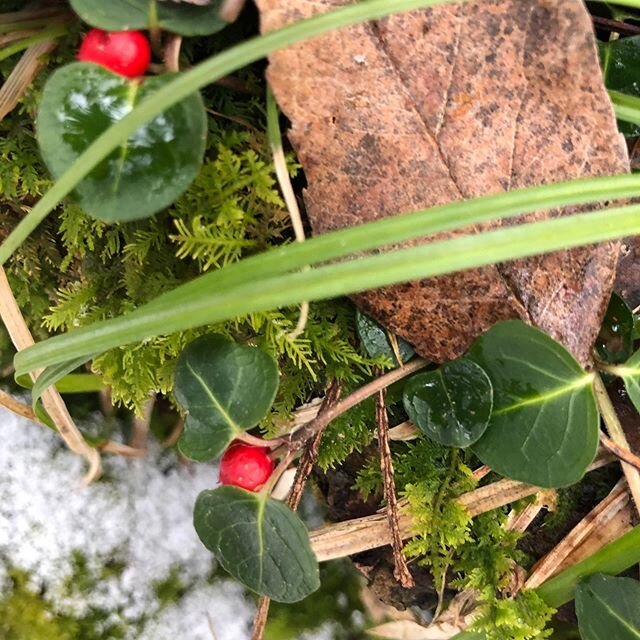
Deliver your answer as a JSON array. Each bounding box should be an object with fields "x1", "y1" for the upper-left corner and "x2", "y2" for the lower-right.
[
  {"x1": 592, "y1": 15, "x2": 640, "y2": 36},
  {"x1": 251, "y1": 382, "x2": 342, "y2": 640},
  {"x1": 0, "y1": 389, "x2": 36, "y2": 421},
  {"x1": 594, "y1": 373, "x2": 640, "y2": 516},
  {"x1": 163, "y1": 33, "x2": 182, "y2": 72},
  {"x1": 99, "y1": 441, "x2": 146, "y2": 458},
  {"x1": 0, "y1": 381, "x2": 145, "y2": 459},
  {"x1": 600, "y1": 431, "x2": 640, "y2": 472},
  {"x1": 162, "y1": 417, "x2": 184, "y2": 448},
  {"x1": 375, "y1": 381, "x2": 414, "y2": 588},
  {"x1": 284, "y1": 359, "x2": 428, "y2": 452},
  {"x1": 130, "y1": 396, "x2": 155, "y2": 451},
  {"x1": 251, "y1": 598, "x2": 271, "y2": 640},
  {"x1": 288, "y1": 382, "x2": 342, "y2": 510}
]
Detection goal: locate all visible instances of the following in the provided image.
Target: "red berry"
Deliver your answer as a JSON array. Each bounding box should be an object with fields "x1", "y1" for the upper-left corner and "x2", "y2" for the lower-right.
[
  {"x1": 219, "y1": 442, "x2": 275, "y2": 492},
  {"x1": 78, "y1": 29, "x2": 151, "y2": 78}
]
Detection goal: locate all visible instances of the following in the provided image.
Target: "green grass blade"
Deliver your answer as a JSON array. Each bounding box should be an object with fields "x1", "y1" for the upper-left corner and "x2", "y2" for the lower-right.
[
  {"x1": 0, "y1": 0, "x2": 467, "y2": 265},
  {"x1": 139, "y1": 172, "x2": 640, "y2": 314},
  {"x1": 14, "y1": 202, "x2": 640, "y2": 374},
  {"x1": 0, "y1": 23, "x2": 69, "y2": 62},
  {"x1": 610, "y1": 90, "x2": 640, "y2": 125},
  {"x1": 537, "y1": 525, "x2": 640, "y2": 608}
]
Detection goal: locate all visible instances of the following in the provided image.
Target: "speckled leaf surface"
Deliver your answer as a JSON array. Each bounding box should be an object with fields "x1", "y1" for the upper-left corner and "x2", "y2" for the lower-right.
[
  {"x1": 70, "y1": 0, "x2": 227, "y2": 35},
  {"x1": 194, "y1": 486, "x2": 320, "y2": 602},
  {"x1": 257, "y1": 0, "x2": 629, "y2": 366},
  {"x1": 37, "y1": 63, "x2": 206, "y2": 222}
]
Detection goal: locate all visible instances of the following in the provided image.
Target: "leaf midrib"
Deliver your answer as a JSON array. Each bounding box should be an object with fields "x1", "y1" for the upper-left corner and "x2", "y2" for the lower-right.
[
  {"x1": 587, "y1": 587, "x2": 640, "y2": 638},
  {"x1": 186, "y1": 361, "x2": 240, "y2": 432},
  {"x1": 495, "y1": 373, "x2": 594, "y2": 415}
]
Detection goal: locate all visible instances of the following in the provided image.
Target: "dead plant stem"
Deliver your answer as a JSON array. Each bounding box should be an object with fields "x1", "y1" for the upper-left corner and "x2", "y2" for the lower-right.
[
  {"x1": 375, "y1": 381, "x2": 414, "y2": 588},
  {"x1": 284, "y1": 358, "x2": 428, "y2": 451},
  {"x1": 594, "y1": 372, "x2": 640, "y2": 516}
]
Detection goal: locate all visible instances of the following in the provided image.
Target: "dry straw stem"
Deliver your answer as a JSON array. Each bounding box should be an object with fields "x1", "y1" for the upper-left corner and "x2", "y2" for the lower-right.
[
  {"x1": 163, "y1": 34, "x2": 182, "y2": 73},
  {"x1": 594, "y1": 373, "x2": 640, "y2": 516},
  {"x1": 0, "y1": 39, "x2": 56, "y2": 120},
  {"x1": 506, "y1": 490, "x2": 556, "y2": 533},
  {"x1": 0, "y1": 388, "x2": 37, "y2": 422},
  {"x1": 0, "y1": 268, "x2": 102, "y2": 483},
  {"x1": 309, "y1": 451, "x2": 614, "y2": 562},
  {"x1": 0, "y1": 40, "x2": 103, "y2": 483},
  {"x1": 267, "y1": 86, "x2": 309, "y2": 341},
  {"x1": 525, "y1": 480, "x2": 633, "y2": 589},
  {"x1": 130, "y1": 396, "x2": 155, "y2": 451}
]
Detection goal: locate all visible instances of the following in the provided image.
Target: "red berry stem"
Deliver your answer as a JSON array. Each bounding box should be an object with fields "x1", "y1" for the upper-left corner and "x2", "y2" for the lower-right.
[
  {"x1": 234, "y1": 431, "x2": 280, "y2": 448},
  {"x1": 259, "y1": 449, "x2": 295, "y2": 497}
]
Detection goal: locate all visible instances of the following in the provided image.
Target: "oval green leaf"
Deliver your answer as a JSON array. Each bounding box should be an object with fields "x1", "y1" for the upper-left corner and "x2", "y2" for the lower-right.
[
  {"x1": 576, "y1": 574, "x2": 640, "y2": 640},
  {"x1": 403, "y1": 359, "x2": 492, "y2": 448},
  {"x1": 194, "y1": 486, "x2": 320, "y2": 602},
  {"x1": 599, "y1": 36, "x2": 640, "y2": 136},
  {"x1": 617, "y1": 348, "x2": 640, "y2": 414},
  {"x1": 467, "y1": 320, "x2": 598, "y2": 488},
  {"x1": 356, "y1": 309, "x2": 415, "y2": 364},
  {"x1": 69, "y1": 0, "x2": 228, "y2": 36},
  {"x1": 37, "y1": 63, "x2": 207, "y2": 222},
  {"x1": 174, "y1": 334, "x2": 279, "y2": 461},
  {"x1": 595, "y1": 292, "x2": 634, "y2": 365}
]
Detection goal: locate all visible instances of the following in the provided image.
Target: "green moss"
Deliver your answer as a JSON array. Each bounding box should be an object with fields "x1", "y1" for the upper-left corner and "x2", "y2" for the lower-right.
[
  {"x1": 0, "y1": 567, "x2": 126, "y2": 640},
  {"x1": 152, "y1": 567, "x2": 188, "y2": 607}
]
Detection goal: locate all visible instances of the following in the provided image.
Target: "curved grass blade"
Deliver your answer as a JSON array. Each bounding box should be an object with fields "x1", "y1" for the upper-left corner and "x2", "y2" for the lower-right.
[
  {"x1": 0, "y1": 0, "x2": 468, "y2": 265},
  {"x1": 15, "y1": 202, "x2": 640, "y2": 376}
]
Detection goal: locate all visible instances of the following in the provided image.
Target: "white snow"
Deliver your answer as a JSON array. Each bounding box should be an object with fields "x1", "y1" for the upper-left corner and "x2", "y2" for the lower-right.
[{"x1": 0, "y1": 408, "x2": 255, "y2": 639}]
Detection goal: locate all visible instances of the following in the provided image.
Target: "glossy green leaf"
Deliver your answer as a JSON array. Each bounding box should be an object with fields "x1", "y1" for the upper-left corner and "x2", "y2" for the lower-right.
[
  {"x1": 633, "y1": 314, "x2": 640, "y2": 340},
  {"x1": 69, "y1": 0, "x2": 227, "y2": 36},
  {"x1": 468, "y1": 321, "x2": 599, "y2": 488},
  {"x1": 596, "y1": 292, "x2": 634, "y2": 365},
  {"x1": 599, "y1": 36, "x2": 640, "y2": 135},
  {"x1": 37, "y1": 63, "x2": 206, "y2": 222},
  {"x1": 403, "y1": 359, "x2": 492, "y2": 448},
  {"x1": 356, "y1": 309, "x2": 415, "y2": 364},
  {"x1": 194, "y1": 486, "x2": 320, "y2": 602},
  {"x1": 174, "y1": 334, "x2": 279, "y2": 461},
  {"x1": 575, "y1": 574, "x2": 640, "y2": 640},
  {"x1": 615, "y1": 348, "x2": 640, "y2": 413}
]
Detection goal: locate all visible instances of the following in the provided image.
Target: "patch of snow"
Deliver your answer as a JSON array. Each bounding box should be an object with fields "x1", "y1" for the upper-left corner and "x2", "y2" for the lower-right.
[{"x1": 0, "y1": 408, "x2": 255, "y2": 638}]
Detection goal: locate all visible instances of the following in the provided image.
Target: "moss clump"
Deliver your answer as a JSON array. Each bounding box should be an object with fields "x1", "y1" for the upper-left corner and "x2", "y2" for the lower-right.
[{"x1": 0, "y1": 567, "x2": 126, "y2": 640}]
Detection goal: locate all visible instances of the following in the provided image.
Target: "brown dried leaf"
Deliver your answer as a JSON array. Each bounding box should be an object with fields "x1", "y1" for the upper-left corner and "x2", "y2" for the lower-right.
[{"x1": 258, "y1": 0, "x2": 629, "y2": 364}]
